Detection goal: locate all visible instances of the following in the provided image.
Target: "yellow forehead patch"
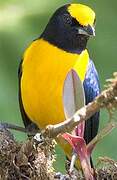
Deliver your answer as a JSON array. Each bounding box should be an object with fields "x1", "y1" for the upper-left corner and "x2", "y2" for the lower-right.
[{"x1": 68, "y1": 4, "x2": 95, "y2": 26}]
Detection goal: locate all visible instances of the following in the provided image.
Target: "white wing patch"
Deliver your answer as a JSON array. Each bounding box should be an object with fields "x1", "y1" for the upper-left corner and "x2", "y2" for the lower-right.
[{"x1": 63, "y1": 69, "x2": 85, "y2": 119}]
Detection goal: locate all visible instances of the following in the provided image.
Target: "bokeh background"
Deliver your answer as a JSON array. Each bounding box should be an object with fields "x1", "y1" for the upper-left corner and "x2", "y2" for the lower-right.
[{"x1": 0, "y1": 0, "x2": 117, "y2": 172}]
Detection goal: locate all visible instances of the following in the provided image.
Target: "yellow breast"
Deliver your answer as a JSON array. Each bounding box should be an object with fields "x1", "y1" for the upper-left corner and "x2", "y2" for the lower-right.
[{"x1": 21, "y1": 39, "x2": 89, "y2": 129}]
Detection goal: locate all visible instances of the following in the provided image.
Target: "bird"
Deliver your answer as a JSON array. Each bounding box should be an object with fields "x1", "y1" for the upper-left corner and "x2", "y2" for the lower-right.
[{"x1": 18, "y1": 3, "x2": 100, "y2": 179}]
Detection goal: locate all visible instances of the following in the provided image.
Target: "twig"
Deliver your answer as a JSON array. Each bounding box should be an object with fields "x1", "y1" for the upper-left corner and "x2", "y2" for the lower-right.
[
  {"x1": 0, "y1": 123, "x2": 27, "y2": 133},
  {"x1": 87, "y1": 121, "x2": 117, "y2": 154},
  {"x1": 0, "y1": 122, "x2": 37, "y2": 136}
]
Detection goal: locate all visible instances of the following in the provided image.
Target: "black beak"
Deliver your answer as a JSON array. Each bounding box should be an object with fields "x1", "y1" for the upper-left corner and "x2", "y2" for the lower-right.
[{"x1": 78, "y1": 25, "x2": 95, "y2": 37}]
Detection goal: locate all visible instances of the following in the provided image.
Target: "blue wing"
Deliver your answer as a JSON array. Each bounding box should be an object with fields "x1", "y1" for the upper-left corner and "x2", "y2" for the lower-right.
[{"x1": 83, "y1": 59, "x2": 100, "y2": 144}]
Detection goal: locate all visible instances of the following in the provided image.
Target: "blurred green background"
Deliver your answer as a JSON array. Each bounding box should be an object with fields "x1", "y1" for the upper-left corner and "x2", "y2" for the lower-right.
[{"x1": 0, "y1": 0, "x2": 117, "y2": 172}]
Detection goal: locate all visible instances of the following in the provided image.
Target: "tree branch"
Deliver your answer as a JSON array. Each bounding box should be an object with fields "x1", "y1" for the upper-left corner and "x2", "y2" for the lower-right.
[{"x1": 42, "y1": 73, "x2": 117, "y2": 138}]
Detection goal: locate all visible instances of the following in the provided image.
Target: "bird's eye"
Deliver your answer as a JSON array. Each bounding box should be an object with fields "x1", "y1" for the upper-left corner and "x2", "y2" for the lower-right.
[{"x1": 71, "y1": 18, "x2": 80, "y2": 27}]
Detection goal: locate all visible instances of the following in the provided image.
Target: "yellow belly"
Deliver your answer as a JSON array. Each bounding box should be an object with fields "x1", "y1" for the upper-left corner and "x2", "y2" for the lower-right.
[{"x1": 21, "y1": 39, "x2": 89, "y2": 129}]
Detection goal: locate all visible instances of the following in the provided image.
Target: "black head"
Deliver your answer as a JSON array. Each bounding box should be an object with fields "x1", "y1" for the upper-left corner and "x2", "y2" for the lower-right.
[{"x1": 41, "y1": 4, "x2": 96, "y2": 54}]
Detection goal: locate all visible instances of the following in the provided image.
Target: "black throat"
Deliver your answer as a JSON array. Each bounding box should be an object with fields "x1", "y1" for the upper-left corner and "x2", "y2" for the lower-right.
[{"x1": 41, "y1": 28, "x2": 88, "y2": 54}]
